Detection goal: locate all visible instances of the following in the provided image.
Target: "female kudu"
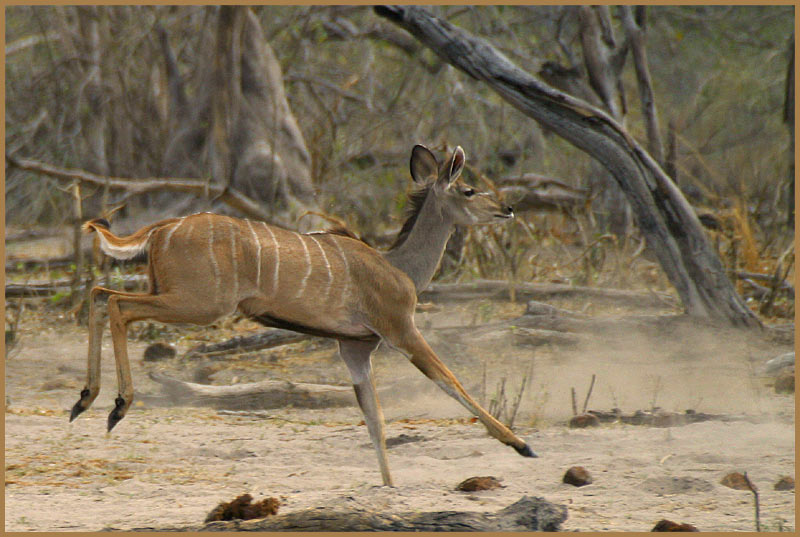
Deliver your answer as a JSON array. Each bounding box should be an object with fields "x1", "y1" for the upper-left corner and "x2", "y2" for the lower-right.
[{"x1": 71, "y1": 144, "x2": 536, "y2": 486}]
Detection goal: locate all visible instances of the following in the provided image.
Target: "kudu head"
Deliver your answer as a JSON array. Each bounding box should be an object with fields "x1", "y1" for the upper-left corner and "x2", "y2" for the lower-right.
[{"x1": 410, "y1": 144, "x2": 514, "y2": 226}]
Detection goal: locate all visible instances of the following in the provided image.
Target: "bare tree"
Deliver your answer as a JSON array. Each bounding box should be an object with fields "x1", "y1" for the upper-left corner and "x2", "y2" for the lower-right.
[{"x1": 375, "y1": 5, "x2": 760, "y2": 327}]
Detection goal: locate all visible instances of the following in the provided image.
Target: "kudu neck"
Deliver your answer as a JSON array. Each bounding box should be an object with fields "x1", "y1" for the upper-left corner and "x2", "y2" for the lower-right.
[{"x1": 383, "y1": 189, "x2": 454, "y2": 293}]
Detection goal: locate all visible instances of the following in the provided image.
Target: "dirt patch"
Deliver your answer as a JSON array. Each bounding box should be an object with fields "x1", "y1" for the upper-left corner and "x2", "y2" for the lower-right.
[
  {"x1": 4, "y1": 299, "x2": 795, "y2": 531},
  {"x1": 642, "y1": 476, "x2": 714, "y2": 495}
]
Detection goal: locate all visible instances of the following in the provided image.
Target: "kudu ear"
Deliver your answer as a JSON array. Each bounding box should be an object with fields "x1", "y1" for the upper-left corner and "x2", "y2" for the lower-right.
[
  {"x1": 437, "y1": 146, "x2": 466, "y2": 189},
  {"x1": 410, "y1": 145, "x2": 439, "y2": 183}
]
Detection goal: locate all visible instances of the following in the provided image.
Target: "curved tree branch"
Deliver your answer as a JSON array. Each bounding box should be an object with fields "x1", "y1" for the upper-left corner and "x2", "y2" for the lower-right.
[{"x1": 5, "y1": 154, "x2": 286, "y2": 226}]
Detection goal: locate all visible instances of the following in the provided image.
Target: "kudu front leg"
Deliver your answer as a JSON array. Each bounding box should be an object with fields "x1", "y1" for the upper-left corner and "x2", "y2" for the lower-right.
[
  {"x1": 339, "y1": 339, "x2": 393, "y2": 487},
  {"x1": 390, "y1": 325, "x2": 537, "y2": 458}
]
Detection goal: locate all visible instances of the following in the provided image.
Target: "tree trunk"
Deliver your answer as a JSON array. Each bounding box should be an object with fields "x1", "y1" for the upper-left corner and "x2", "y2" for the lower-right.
[
  {"x1": 75, "y1": 6, "x2": 110, "y2": 178},
  {"x1": 160, "y1": 6, "x2": 316, "y2": 218},
  {"x1": 375, "y1": 6, "x2": 760, "y2": 328},
  {"x1": 621, "y1": 6, "x2": 665, "y2": 166},
  {"x1": 577, "y1": 6, "x2": 627, "y2": 123},
  {"x1": 572, "y1": 7, "x2": 632, "y2": 234}
]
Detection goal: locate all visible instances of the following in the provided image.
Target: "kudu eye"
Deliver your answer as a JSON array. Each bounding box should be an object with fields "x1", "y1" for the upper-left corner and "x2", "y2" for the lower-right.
[{"x1": 463, "y1": 188, "x2": 475, "y2": 198}]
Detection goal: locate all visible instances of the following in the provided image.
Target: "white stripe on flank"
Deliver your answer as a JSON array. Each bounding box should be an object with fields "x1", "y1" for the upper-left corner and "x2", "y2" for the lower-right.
[
  {"x1": 261, "y1": 221, "x2": 279, "y2": 297},
  {"x1": 208, "y1": 219, "x2": 220, "y2": 299},
  {"x1": 229, "y1": 221, "x2": 239, "y2": 298},
  {"x1": 331, "y1": 235, "x2": 350, "y2": 301},
  {"x1": 307, "y1": 235, "x2": 333, "y2": 301},
  {"x1": 245, "y1": 220, "x2": 262, "y2": 289},
  {"x1": 295, "y1": 234, "x2": 312, "y2": 299},
  {"x1": 162, "y1": 217, "x2": 185, "y2": 254}
]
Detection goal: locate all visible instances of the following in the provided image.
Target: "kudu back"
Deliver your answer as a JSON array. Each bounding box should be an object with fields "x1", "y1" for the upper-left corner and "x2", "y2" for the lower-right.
[{"x1": 72, "y1": 144, "x2": 535, "y2": 486}]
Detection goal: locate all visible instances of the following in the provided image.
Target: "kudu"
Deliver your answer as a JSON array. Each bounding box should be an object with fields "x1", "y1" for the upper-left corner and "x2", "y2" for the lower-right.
[{"x1": 71, "y1": 144, "x2": 535, "y2": 486}]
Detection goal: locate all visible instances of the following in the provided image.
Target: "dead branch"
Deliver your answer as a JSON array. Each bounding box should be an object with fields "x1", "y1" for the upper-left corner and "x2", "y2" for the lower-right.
[
  {"x1": 581, "y1": 374, "x2": 596, "y2": 414},
  {"x1": 123, "y1": 495, "x2": 567, "y2": 532},
  {"x1": 5, "y1": 155, "x2": 284, "y2": 225},
  {"x1": 571, "y1": 387, "x2": 578, "y2": 416},
  {"x1": 742, "y1": 472, "x2": 760, "y2": 532},
  {"x1": 495, "y1": 173, "x2": 590, "y2": 213},
  {"x1": 736, "y1": 271, "x2": 794, "y2": 297}
]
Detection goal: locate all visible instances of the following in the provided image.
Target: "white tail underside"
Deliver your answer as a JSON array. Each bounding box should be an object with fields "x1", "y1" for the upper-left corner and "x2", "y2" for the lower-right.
[{"x1": 96, "y1": 229, "x2": 155, "y2": 260}]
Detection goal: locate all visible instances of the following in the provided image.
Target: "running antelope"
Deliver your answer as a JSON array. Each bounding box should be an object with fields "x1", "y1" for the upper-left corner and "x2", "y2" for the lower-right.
[{"x1": 71, "y1": 145, "x2": 535, "y2": 486}]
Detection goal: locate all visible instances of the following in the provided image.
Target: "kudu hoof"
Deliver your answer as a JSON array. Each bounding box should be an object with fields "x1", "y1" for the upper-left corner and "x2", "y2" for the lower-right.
[
  {"x1": 69, "y1": 388, "x2": 91, "y2": 422},
  {"x1": 515, "y1": 443, "x2": 538, "y2": 458},
  {"x1": 107, "y1": 396, "x2": 128, "y2": 432}
]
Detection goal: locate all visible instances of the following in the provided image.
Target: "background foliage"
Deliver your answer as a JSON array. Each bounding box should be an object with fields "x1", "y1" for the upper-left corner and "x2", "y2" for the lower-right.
[{"x1": 5, "y1": 6, "x2": 794, "y2": 301}]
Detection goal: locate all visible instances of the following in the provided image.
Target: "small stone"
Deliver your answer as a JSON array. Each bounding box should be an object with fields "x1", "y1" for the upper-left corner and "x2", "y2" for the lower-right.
[
  {"x1": 456, "y1": 476, "x2": 503, "y2": 492},
  {"x1": 652, "y1": 519, "x2": 699, "y2": 531},
  {"x1": 774, "y1": 476, "x2": 794, "y2": 491},
  {"x1": 143, "y1": 342, "x2": 176, "y2": 362},
  {"x1": 563, "y1": 466, "x2": 592, "y2": 487},
  {"x1": 568, "y1": 414, "x2": 600, "y2": 428},
  {"x1": 720, "y1": 472, "x2": 751, "y2": 490}
]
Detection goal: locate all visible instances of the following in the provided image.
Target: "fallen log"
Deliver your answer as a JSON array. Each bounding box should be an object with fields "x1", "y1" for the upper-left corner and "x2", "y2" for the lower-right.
[
  {"x1": 5, "y1": 275, "x2": 147, "y2": 298},
  {"x1": 420, "y1": 280, "x2": 677, "y2": 309},
  {"x1": 148, "y1": 371, "x2": 356, "y2": 410},
  {"x1": 184, "y1": 329, "x2": 326, "y2": 359},
  {"x1": 123, "y1": 495, "x2": 568, "y2": 532}
]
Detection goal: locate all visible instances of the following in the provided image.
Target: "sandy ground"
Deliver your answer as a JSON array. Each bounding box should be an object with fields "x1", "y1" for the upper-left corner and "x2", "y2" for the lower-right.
[{"x1": 4, "y1": 298, "x2": 795, "y2": 532}]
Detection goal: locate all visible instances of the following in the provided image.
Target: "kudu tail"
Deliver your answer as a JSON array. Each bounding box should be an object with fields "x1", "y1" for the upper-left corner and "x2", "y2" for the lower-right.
[{"x1": 82, "y1": 217, "x2": 178, "y2": 260}]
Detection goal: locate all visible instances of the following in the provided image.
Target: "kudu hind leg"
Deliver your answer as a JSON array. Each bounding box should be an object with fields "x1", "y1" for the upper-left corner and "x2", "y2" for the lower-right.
[
  {"x1": 100, "y1": 291, "x2": 223, "y2": 431},
  {"x1": 389, "y1": 326, "x2": 536, "y2": 458},
  {"x1": 70, "y1": 286, "x2": 118, "y2": 422},
  {"x1": 339, "y1": 339, "x2": 393, "y2": 486}
]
